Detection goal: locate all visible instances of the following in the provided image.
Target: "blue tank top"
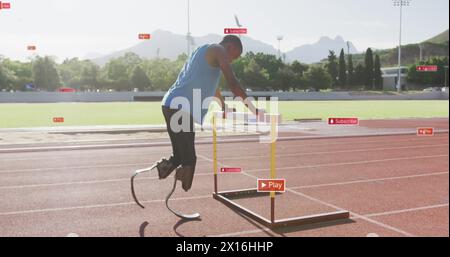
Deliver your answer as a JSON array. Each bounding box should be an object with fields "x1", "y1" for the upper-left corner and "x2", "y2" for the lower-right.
[{"x1": 162, "y1": 44, "x2": 221, "y2": 124}]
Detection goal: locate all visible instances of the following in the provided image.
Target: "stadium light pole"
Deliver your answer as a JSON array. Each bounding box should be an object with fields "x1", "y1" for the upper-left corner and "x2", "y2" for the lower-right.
[
  {"x1": 277, "y1": 36, "x2": 284, "y2": 59},
  {"x1": 187, "y1": 0, "x2": 191, "y2": 56},
  {"x1": 234, "y1": 15, "x2": 243, "y2": 39},
  {"x1": 419, "y1": 44, "x2": 423, "y2": 62},
  {"x1": 393, "y1": 0, "x2": 411, "y2": 92}
]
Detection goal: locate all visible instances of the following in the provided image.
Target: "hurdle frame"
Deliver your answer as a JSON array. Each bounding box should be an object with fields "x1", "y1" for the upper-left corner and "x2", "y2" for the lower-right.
[{"x1": 212, "y1": 113, "x2": 350, "y2": 229}]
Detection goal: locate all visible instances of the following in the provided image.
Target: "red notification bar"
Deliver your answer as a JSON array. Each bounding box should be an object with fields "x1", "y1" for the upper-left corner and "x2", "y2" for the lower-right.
[
  {"x1": 417, "y1": 127, "x2": 434, "y2": 136},
  {"x1": 138, "y1": 34, "x2": 151, "y2": 40},
  {"x1": 220, "y1": 167, "x2": 242, "y2": 173},
  {"x1": 53, "y1": 117, "x2": 65, "y2": 123},
  {"x1": 224, "y1": 28, "x2": 247, "y2": 34},
  {"x1": 257, "y1": 179, "x2": 285, "y2": 192},
  {"x1": 0, "y1": 2, "x2": 11, "y2": 9},
  {"x1": 328, "y1": 118, "x2": 359, "y2": 125},
  {"x1": 416, "y1": 65, "x2": 438, "y2": 72}
]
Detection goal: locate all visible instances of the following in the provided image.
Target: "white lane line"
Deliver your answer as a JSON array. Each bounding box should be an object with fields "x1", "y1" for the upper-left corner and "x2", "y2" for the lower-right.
[
  {"x1": 0, "y1": 173, "x2": 209, "y2": 190},
  {"x1": 212, "y1": 228, "x2": 274, "y2": 237},
  {"x1": 0, "y1": 147, "x2": 174, "y2": 162},
  {"x1": 0, "y1": 158, "x2": 211, "y2": 174},
  {"x1": 0, "y1": 178, "x2": 133, "y2": 190},
  {"x1": 0, "y1": 195, "x2": 211, "y2": 216},
  {"x1": 364, "y1": 203, "x2": 449, "y2": 218},
  {"x1": 265, "y1": 176, "x2": 416, "y2": 237},
  {"x1": 245, "y1": 154, "x2": 449, "y2": 173},
  {"x1": 201, "y1": 135, "x2": 447, "y2": 153},
  {"x1": 211, "y1": 203, "x2": 450, "y2": 237},
  {"x1": 2, "y1": 153, "x2": 447, "y2": 189},
  {"x1": 0, "y1": 170, "x2": 444, "y2": 237},
  {"x1": 198, "y1": 154, "x2": 417, "y2": 237},
  {"x1": 1, "y1": 169, "x2": 446, "y2": 192},
  {"x1": 1, "y1": 135, "x2": 447, "y2": 162},
  {"x1": 220, "y1": 144, "x2": 449, "y2": 160},
  {"x1": 290, "y1": 172, "x2": 449, "y2": 189},
  {"x1": 0, "y1": 163, "x2": 151, "y2": 174},
  {"x1": 2, "y1": 145, "x2": 446, "y2": 175}
]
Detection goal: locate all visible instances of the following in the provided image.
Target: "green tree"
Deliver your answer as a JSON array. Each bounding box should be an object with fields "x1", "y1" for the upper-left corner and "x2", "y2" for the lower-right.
[
  {"x1": 326, "y1": 50, "x2": 338, "y2": 89},
  {"x1": 227, "y1": 52, "x2": 284, "y2": 91},
  {"x1": 374, "y1": 55, "x2": 383, "y2": 90},
  {"x1": 274, "y1": 66, "x2": 296, "y2": 92},
  {"x1": 139, "y1": 56, "x2": 183, "y2": 91},
  {"x1": 80, "y1": 63, "x2": 99, "y2": 90},
  {"x1": 347, "y1": 54, "x2": 355, "y2": 89},
  {"x1": 130, "y1": 66, "x2": 152, "y2": 91},
  {"x1": 0, "y1": 62, "x2": 16, "y2": 91},
  {"x1": 241, "y1": 58, "x2": 270, "y2": 91},
  {"x1": 100, "y1": 52, "x2": 144, "y2": 91},
  {"x1": 32, "y1": 56, "x2": 61, "y2": 91},
  {"x1": 59, "y1": 58, "x2": 99, "y2": 90},
  {"x1": 1, "y1": 58, "x2": 33, "y2": 91},
  {"x1": 338, "y1": 49, "x2": 347, "y2": 89},
  {"x1": 304, "y1": 66, "x2": 332, "y2": 90},
  {"x1": 354, "y1": 64, "x2": 366, "y2": 89},
  {"x1": 290, "y1": 60, "x2": 309, "y2": 76},
  {"x1": 290, "y1": 61, "x2": 309, "y2": 91},
  {"x1": 364, "y1": 48, "x2": 374, "y2": 90},
  {"x1": 59, "y1": 58, "x2": 83, "y2": 87}
]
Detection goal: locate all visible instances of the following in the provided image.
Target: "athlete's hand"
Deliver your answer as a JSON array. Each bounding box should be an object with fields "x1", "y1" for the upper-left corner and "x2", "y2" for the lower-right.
[
  {"x1": 256, "y1": 108, "x2": 266, "y2": 123},
  {"x1": 223, "y1": 104, "x2": 236, "y2": 119}
]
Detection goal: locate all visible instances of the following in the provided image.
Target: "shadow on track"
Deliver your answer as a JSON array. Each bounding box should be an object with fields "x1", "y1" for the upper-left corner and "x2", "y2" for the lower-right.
[
  {"x1": 138, "y1": 218, "x2": 203, "y2": 237},
  {"x1": 227, "y1": 208, "x2": 355, "y2": 237},
  {"x1": 139, "y1": 221, "x2": 149, "y2": 237}
]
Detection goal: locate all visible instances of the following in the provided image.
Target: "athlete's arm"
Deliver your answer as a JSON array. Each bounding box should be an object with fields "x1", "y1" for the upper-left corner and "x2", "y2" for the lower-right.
[
  {"x1": 211, "y1": 46, "x2": 261, "y2": 117},
  {"x1": 215, "y1": 88, "x2": 226, "y2": 110}
]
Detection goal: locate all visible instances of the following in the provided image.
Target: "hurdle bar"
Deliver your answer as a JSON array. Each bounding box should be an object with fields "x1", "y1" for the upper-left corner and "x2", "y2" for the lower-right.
[{"x1": 212, "y1": 112, "x2": 350, "y2": 229}]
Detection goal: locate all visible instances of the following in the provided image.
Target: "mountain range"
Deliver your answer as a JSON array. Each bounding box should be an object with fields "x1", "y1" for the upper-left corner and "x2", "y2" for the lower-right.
[{"x1": 91, "y1": 30, "x2": 359, "y2": 66}]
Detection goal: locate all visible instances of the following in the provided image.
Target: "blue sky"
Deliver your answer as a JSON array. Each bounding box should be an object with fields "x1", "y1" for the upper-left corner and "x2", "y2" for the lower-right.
[{"x1": 0, "y1": 0, "x2": 448, "y2": 61}]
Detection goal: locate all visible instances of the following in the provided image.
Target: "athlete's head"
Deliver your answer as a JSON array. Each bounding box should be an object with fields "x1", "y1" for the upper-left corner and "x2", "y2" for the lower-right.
[{"x1": 220, "y1": 35, "x2": 243, "y2": 62}]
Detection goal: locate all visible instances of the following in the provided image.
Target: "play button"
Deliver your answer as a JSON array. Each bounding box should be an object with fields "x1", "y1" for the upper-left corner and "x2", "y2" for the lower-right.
[{"x1": 257, "y1": 179, "x2": 285, "y2": 192}]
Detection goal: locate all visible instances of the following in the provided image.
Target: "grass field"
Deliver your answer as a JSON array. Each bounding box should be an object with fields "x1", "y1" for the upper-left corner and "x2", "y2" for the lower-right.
[{"x1": 0, "y1": 100, "x2": 448, "y2": 128}]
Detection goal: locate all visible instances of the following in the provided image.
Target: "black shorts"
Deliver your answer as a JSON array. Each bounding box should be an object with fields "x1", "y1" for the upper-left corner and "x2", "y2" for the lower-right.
[{"x1": 161, "y1": 106, "x2": 197, "y2": 168}]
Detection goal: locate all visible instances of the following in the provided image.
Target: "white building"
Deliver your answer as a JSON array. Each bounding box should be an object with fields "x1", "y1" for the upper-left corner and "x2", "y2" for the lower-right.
[{"x1": 381, "y1": 66, "x2": 409, "y2": 90}]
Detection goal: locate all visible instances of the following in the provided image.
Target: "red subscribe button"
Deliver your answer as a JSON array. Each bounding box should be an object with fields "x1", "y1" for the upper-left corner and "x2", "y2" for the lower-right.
[
  {"x1": 53, "y1": 117, "x2": 65, "y2": 123},
  {"x1": 0, "y1": 2, "x2": 11, "y2": 9},
  {"x1": 224, "y1": 28, "x2": 247, "y2": 34},
  {"x1": 138, "y1": 34, "x2": 151, "y2": 40},
  {"x1": 220, "y1": 167, "x2": 242, "y2": 173},
  {"x1": 417, "y1": 128, "x2": 434, "y2": 136},
  {"x1": 416, "y1": 65, "x2": 438, "y2": 72},
  {"x1": 328, "y1": 118, "x2": 359, "y2": 125}
]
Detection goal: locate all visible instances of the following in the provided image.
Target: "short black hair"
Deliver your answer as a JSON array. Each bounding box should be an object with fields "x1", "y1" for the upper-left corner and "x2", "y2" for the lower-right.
[{"x1": 220, "y1": 35, "x2": 243, "y2": 54}]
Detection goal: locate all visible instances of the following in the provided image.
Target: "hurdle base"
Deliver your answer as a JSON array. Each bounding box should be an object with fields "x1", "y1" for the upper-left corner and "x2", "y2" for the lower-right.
[{"x1": 213, "y1": 189, "x2": 350, "y2": 229}]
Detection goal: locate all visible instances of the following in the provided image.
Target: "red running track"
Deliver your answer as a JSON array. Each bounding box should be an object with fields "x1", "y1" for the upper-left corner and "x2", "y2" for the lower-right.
[{"x1": 0, "y1": 118, "x2": 448, "y2": 237}]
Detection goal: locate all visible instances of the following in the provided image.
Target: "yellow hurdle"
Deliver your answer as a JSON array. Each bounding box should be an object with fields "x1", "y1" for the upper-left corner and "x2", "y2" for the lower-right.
[
  {"x1": 270, "y1": 115, "x2": 277, "y2": 194},
  {"x1": 270, "y1": 115, "x2": 277, "y2": 222},
  {"x1": 213, "y1": 115, "x2": 218, "y2": 193},
  {"x1": 212, "y1": 112, "x2": 350, "y2": 228}
]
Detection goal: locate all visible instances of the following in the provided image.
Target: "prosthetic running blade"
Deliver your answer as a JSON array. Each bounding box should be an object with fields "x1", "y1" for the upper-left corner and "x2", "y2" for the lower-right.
[
  {"x1": 131, "y1": 165, "x2": 200, "y2": 220},
  {"x1": 165, "y1": 175, "x2": 200, "y2": 220}
]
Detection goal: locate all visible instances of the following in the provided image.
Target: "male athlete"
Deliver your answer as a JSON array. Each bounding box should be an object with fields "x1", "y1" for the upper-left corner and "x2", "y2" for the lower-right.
[{"x1": 155, "y1": 35, "x2": 264, "y2": 192}]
